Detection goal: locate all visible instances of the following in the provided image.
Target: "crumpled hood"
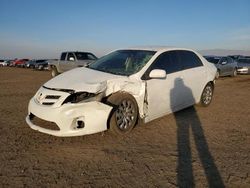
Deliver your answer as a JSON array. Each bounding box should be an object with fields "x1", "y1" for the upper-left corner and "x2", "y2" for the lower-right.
[{"x1": 44, "y1": 67, "x2": 124, "y2": 93}]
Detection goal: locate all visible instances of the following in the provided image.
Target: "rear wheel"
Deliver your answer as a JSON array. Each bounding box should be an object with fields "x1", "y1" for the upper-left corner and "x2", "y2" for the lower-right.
[
  {"x1": 107, "y1": 93, "x2": 138, "y2": 135},
  {"x1": 199, "y1": 83, "x2": 214, "y2": 107},
  {"x1": 51, "y1": 67, "x2": 59, "y2": 77}
]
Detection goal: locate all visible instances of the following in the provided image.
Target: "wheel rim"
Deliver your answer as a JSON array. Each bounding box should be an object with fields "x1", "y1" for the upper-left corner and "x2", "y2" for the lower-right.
[
  {"x1": 234, "y1": 69, "x2": 237, "y2": 76},
  {"x1": 202, "y1": 85, "x2": 213, "y2": 105},
  {"x1": 115, "y1": 99, "x2": 136, "y2": 131}
]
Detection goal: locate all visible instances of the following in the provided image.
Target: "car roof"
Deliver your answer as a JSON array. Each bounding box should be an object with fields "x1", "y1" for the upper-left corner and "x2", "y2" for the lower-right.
[
  {"x1": 117, "y1": 46, "x2": 198, "y2": 53},
  {"x1": 204, "y1": 55, "x2": 223, "y2": 58},
  {"x1": 61, "y1": 51, "x2": 93, "y2": 54}
]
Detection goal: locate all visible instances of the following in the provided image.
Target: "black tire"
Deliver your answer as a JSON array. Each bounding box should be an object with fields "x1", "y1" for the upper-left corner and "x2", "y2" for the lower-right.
[
  {"x1": 107, "y1": 92, "x2": 138, "y2": 135},
  {"x1": 199, "y1": 82, "x2": 214, "y2": 107},
  {"x1": 231, "y1": 68, "x2": 237, "y2": 77},
  {"x1": 51, "y1": 67, "x2": 59, "y2": 77}
]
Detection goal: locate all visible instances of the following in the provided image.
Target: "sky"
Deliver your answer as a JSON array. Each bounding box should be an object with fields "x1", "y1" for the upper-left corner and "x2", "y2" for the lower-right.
[{"x1": 0, "y1": 0, "x2": 250, "y2": 59}]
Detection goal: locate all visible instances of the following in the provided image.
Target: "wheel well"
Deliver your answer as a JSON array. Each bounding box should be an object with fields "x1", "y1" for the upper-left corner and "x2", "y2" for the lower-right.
[
  {"x1": 103, "y1": 91, "x2": 137, "y2": 106},
  {"x1": 50, "y1": 65, "x2": 56, "y2": 68},
  {"x1": 104, "y1": 91, "x2": 139, "y2": 130},
  {"x1": 209, "y1": 81, "x2": 214, "y2": 90}
]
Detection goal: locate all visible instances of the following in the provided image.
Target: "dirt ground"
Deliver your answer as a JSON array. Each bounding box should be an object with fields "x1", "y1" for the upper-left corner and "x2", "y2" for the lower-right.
[{"x1": 0, "y1": 67, "x2": 250, "y2": 187}]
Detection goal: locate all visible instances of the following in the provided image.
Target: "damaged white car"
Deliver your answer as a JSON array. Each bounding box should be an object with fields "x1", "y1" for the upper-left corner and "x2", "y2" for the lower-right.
[{"x1": 26, "y1": 47, "x2": 216, "y2": 137}]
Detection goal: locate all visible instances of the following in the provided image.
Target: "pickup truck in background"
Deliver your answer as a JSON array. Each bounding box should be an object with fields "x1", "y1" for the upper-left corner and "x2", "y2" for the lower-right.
[{"x1": 49, "y1": 51, "x2": 98, "y2": 77}]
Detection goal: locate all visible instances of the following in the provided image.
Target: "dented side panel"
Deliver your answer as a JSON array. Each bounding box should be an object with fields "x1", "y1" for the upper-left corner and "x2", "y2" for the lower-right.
[{"x1": 104, "y1": 78, "x2": 147, "y2": 118}]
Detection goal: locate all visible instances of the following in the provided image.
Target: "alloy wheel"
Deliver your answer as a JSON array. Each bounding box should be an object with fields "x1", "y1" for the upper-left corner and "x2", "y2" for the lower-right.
[{"x1": 115, "y1": 99, "x2": 136, "y2": 131}]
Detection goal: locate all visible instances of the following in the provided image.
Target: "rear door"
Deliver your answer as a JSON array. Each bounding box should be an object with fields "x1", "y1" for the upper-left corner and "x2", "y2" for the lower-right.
[
  {"x1": 227, "y1": 57, "x2": 235, "y2": 73},
  {"x1": 176, "y1": 50, "x2": 207, "y2": 105}
]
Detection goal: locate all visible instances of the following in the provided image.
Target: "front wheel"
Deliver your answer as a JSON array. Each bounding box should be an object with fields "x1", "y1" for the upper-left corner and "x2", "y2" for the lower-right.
[
  {"x1": 107, "y1": 93, "x2": 138, "y2": 135},
  {"x1": 51, "y1": 67, "x2": 59, "y2": 77},
  {"x1": 199, "y1": 83, "x2": 214, "y2": 107},
  {"x1": 231, "y1": 68, "x2": 237, "y2": 77}
]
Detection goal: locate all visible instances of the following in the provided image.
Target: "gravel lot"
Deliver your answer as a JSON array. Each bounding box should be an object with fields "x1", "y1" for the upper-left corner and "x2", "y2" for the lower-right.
[{"x1": 0, "y1": 67, "x2": 250, "y2": 187}]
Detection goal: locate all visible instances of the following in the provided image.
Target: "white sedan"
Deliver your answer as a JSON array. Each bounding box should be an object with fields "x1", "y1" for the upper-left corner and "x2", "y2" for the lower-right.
[{"x1": 26, "y1": 47, "x2": 216, "y2": 137}]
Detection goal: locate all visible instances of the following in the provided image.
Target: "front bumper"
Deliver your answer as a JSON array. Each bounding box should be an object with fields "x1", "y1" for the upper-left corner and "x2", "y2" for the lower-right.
[{"x1": 26, "y1": 98, "x2": 112, "y2": 137}]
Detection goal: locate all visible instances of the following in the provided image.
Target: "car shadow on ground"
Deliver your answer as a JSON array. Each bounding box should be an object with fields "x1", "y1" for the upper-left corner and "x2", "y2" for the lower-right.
[{"x1": 171, "y1": 78, "x2": 225, "y2": 187}]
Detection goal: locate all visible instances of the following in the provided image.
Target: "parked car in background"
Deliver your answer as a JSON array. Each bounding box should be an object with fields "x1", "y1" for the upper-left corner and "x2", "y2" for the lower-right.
[
  {"x1": 26, "y1": 47, "x2": 216, "y2": 137},
  {"x1": 5, "y1": 60, "x2": 13, "y2": 66},
  {"x1": 0, "y1": 60, "x2": 8, "y2": 66},
  {"x1": 25, "y1": 60, "x2": 36, "y2": 68},
  {"x1": 49, "y1": 51, "x2": 98, "y2": 77},
  {"x1": 9, "y1": 59, "x2": 17, "y2": 67},
  {"x1": 34, "y1": 60, "x2": 49, "y2": 70},
  {"x1": 25, "y1": 59, "x2": 47, "y2": 68},
  {"x1": 204, "y1": 56, "x2": 237, "y2": 78},
  {"x1": 237, "y1": 58, "x2": 250, "y2": 74},
  {"x1": 13, "y1": 59, "x2": 29, "y2": 67}
]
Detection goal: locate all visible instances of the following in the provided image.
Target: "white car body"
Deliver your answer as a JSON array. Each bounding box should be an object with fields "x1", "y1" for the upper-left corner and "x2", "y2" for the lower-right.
[
  {"x1": 237, "y1": 67, "x2": 249, "y2": 74},
  {"x1": 0, "y1": 60, "x2": 8, "y2": 66},
  {"x1": 26, "y1": 47, "x2": 216, "y2": 137}
]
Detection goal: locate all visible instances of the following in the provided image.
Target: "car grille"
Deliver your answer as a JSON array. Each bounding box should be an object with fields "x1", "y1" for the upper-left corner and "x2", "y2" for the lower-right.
[
  {"x1": 36, "y1": 93, "x2": 61, "y2": 106},
  {"x1": 45, "y1": 95, "x2": 61, "y2": 99}
]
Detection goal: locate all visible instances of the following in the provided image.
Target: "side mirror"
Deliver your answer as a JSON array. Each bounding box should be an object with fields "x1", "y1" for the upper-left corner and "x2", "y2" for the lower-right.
[
  {"x1": 221, "y1": 61, "x2": 227, "y2": 65},
  {"x1": 69, "y1": 57, "x2": 75, "y2": 61},
  {"x1": 149, "y1": 69, "x2": 166, "y2": 79}
]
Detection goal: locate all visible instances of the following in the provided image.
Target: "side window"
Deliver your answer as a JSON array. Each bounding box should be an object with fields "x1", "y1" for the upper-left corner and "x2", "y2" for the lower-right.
[
  {"x1": 67, "y1": 53, "x2": 75, "y2": 61},
  {"x1": 150, "y1": 51, "x2": 182, "y2": 74},
  {"x1": 60, "y1": 53, "x2": 67, "y2": 60},
  {"x1": 227, "y1": 57, "x2": 233, "y2": 64},
  {"x1": 87, "y1": 54, "x2": 97, "y2": 60},
  {"x1": 178, "y1": 50, "x2": 203, "y2": 70},
  {"x1": 219, "y1": 57, "x2": 227, "y2": 64}
]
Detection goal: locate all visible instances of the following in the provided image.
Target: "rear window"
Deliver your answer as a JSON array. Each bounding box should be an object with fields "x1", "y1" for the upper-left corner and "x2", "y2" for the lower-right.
[
  {"x1": 75, "y1": 52, "x2": 97, "y2": 60},
  {"x1": 204, "y1": 57, "x2": 220, "y2": 64}
]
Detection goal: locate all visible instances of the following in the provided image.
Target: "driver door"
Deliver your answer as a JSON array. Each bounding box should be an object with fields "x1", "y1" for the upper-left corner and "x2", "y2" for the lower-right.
[
  {"x1": 144, "y1": 51, "x2": 184, "y2": 122},
  {"x1": 61, "y1": 52, "x2": 76, "y2": 72},
  {"x1": 218, "y1": 57, "x2": 229, "y2": 76}
]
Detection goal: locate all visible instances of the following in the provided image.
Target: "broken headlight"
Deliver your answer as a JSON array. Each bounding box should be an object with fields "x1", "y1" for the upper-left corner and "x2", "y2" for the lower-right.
[{"x1": 63, "y1": 92, "x2": 103, "y2": 104}]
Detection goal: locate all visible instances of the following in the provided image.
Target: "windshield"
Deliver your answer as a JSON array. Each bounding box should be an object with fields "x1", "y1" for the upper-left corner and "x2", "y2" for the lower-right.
[
  {"x1": 204, "y1": 57, "x2": 220, "y2": 64},
  {"x1": 88, "y1": 50, "x2": 156, "y2": 76}
]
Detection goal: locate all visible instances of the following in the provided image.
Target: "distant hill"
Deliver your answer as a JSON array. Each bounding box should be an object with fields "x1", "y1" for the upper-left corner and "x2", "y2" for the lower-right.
[{"x1": 199, "y1": 49, "x2": 250, "y2": 56}]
